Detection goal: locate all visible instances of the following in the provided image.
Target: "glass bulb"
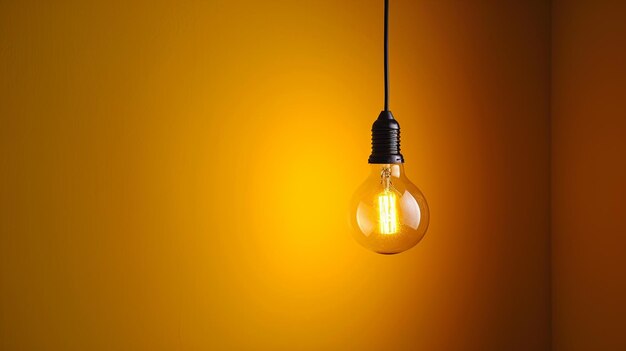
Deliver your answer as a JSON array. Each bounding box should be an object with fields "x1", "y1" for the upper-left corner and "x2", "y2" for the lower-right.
[{"x1": 350, "y1": 163, "x2": 429, "y2": 254}]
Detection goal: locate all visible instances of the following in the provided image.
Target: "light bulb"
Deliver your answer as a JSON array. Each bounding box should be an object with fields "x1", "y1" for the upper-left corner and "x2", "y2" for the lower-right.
[
  {"x1": 350, "y1": 110, "x2": 429, "y2": 254},
  {"x1": 350, "y1": 163, "x2": 429, "y2": 254},
  {"x1": 351, "y1": 1, "x2": 429, "y2": 254}
]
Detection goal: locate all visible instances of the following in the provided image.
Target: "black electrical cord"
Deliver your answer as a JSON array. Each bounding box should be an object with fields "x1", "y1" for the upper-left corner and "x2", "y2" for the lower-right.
[
  {"x1": 368, "y1": 0, "x2": 403, "y2": 164},
  {"x1": 384, "y1": 0, "x2": 389, "y2": 111}
]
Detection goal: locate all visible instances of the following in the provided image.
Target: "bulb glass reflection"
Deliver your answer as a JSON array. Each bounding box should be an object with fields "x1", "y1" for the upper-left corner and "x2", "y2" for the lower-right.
[{"x1": 350, "y1": 163, "x2": 429, "y2": 254}]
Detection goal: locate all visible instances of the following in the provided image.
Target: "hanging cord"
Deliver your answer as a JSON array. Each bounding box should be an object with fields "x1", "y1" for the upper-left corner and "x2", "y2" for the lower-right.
[
  {"x1": 384, "y1": 0, "x2": 389, "y2": 111},
  {"x1": 369, "y1": 0, "x2": 404, "y2": 164}
]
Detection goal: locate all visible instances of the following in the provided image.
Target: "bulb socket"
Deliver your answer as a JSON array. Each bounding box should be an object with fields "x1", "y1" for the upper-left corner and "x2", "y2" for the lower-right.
[{"x1": 368, "y1": 110, "x2": 404, "y2": 164}]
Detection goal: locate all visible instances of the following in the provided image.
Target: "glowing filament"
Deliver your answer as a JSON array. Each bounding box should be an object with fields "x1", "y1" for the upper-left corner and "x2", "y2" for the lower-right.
[{"x1": 378, "y1": 190, "x2": 399, "y2": 234}]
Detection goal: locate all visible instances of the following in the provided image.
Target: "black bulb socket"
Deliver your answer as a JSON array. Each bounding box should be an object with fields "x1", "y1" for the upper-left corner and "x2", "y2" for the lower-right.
[{"x1": 368, "y1": 110, "x2": 404, "y2": 164}]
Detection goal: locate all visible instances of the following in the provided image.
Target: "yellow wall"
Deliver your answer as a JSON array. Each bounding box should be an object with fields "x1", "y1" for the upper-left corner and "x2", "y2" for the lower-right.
[
  {"x1": 0, "y1": 1, "x2": 551, "y2": 350},
  {"x1": 552, "y1": 0, "x2": 626, "y2": 349}
]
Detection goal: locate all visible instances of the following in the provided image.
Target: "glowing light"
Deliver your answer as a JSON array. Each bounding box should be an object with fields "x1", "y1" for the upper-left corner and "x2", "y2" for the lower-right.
[{"x1": 377, "y1": 190, "x2": 399, "y2": 234}]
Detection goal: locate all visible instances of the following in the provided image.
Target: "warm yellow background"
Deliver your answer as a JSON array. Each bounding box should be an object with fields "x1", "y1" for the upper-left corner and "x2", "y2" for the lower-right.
[{"x1": 0, "y1": 1, "x2": 551, "y2": 350}]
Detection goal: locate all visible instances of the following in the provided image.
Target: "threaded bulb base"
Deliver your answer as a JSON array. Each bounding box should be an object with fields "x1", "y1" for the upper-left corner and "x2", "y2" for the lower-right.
[{"x1": 368, "y1": 111, "x2": 404, "y2": 164}]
